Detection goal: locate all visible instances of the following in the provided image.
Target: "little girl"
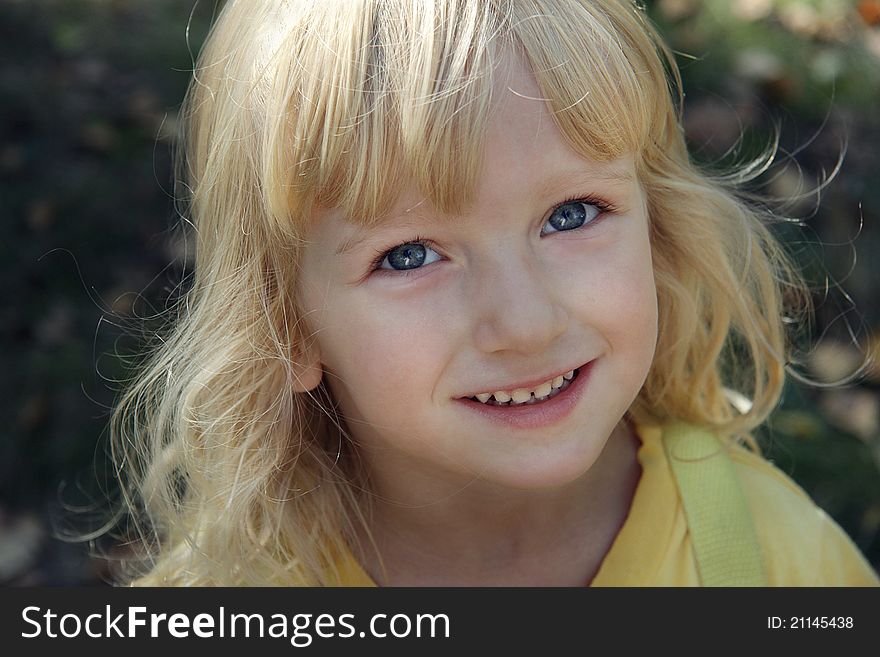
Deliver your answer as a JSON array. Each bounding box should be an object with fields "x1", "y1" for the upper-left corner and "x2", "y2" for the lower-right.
[{"x1": 113, "y1": 0, "x2": 878, "y2": 586}]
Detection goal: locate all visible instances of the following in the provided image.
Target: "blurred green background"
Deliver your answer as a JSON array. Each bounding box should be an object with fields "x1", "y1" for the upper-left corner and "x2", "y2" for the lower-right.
[{"x1": 1, "y1": 0, "x2": 878, "y2": 584}]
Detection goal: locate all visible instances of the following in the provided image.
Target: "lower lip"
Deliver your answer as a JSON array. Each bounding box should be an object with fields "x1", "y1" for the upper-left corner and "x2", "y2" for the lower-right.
[{"x1": 456, "y1": 361, "x2": 594, "y2": 429}]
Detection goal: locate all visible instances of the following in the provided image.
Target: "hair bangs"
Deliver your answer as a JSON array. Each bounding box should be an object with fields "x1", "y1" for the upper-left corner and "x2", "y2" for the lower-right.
[
  {"x1": 270, "y1": 0, "x2": 509, "y2": 231},
  {"x1": 510, "y1": 0, "x2": 672, "y2": 162},
  {"x1": 271, "y1": 0, "x2": 671, "y2": 234}
]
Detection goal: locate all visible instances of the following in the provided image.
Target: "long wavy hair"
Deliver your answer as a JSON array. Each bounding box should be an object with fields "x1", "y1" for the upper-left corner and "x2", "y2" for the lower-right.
[{"x1": 111, "y1": 0, "x2": 809, "y2": 585}]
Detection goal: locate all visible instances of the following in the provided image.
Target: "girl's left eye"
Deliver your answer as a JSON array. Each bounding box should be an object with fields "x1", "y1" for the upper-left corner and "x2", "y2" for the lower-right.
[
  {"x1": 371, "y1": 198, "x2": 611, "y2": 274},
  {"x1": 539, "y1": 200, "x2": 604, "y2": 236}
]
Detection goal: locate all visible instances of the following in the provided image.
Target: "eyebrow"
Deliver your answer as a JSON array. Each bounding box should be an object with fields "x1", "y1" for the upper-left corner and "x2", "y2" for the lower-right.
[
  {"x1": 333, "y1": 165, "x2": 635, "y2": 256},
  {"x1": 334, "y1": 218, "x2": 424, "y2": 256},
  {"x1": 536, "y1": 165, "x2": 634, "y2": 200}
]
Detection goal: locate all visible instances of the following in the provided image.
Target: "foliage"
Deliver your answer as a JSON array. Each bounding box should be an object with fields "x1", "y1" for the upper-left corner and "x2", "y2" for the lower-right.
[{"x1": 1, "y1": 0, "x2": 877, "y2": 583}]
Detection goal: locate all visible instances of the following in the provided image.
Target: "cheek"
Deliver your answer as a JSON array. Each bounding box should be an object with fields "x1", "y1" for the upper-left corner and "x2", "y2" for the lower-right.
[
  {"x1": 316, "y1": 294, "x2": 445, "y2": 406},
  {"x1": 570, "y1": 234, "x2": 658, "y2": 365},
  {"x1": 623, "y1": 271, "x2": 659, "y2": 371},
  {"x1": 615, "y1": 247, "x2": 657, "y2": 327},
  {"x1": 613, "y1": 248, "x2": 659, "y2": 374}
]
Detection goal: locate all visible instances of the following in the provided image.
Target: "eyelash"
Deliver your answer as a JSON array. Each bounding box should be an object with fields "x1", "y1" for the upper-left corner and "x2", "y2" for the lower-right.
[
  {"x1": 556, "y1": 194, "x2": 617, "y2": 220},
  {"x1": 369, "y1": 234, "x2": 437, "y2": 274},
  {"x1": 369, "y1": 194, "x2": 618, "y2": 275}
]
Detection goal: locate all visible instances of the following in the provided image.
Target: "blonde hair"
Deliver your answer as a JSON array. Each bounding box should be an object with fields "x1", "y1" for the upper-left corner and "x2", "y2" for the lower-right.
[{"x1": 112, "y1": 0, "x2": 808, "y2": 585}]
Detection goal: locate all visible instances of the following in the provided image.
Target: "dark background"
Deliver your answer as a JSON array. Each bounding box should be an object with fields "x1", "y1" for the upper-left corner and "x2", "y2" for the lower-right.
[{"x1": 1, "y1": 0, "x2": 878, "y2": 584}]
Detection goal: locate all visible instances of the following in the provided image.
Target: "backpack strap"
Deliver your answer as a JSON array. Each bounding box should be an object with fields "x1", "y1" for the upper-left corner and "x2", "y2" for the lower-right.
[{"x1": 662, "y1": 423, "x2": 767, "y2": 586}]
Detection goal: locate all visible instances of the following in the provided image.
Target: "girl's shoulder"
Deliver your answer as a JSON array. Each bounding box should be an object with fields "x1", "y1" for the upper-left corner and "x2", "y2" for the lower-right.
[{"x1": 725, "y1": 441, "x2": 878, "y2": 586}]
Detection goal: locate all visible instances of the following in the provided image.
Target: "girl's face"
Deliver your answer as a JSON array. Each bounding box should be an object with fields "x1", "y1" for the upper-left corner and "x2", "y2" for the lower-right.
[{"x1": 297, "y1": 53, "x2": 658, "y2": 495}]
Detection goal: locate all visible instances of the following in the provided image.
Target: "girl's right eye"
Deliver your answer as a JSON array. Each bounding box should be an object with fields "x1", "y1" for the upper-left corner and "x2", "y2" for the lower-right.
[
  {"x1": 373, "y1": 239, "x2": 442, "y2": 273},
  {"x1": 370, "y1": 194, "x2": 614, "y2": 275}
]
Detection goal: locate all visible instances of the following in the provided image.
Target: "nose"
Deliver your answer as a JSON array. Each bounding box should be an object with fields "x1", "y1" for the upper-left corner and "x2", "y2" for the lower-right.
[{"x1": 470, "y1": 244, "x2": 569, "y2": 355}]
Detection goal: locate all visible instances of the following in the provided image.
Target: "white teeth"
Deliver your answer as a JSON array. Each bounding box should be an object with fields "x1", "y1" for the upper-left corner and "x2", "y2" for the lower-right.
[
  {"x1": 510, "y1": 389, "x2": 532, "y2": 403},
  {"x1": 534, "y1": 381, "x2": 552, "y2": 398},
  {"x1": 471, "y1": 369, "x2": 579, "y2": 405}
]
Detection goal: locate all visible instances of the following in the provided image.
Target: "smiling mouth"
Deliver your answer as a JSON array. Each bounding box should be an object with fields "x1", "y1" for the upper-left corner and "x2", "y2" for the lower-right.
[{"x1": 466, "y1": 367, "x2": 582, "y2": 407}]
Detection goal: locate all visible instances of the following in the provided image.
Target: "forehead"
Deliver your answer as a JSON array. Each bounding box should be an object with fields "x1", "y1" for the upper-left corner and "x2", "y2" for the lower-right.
[
  {"x1": 322, "y1": 50, "x2": 634, "y2": 239},
  {"x1": 327, "y1": 158, "x2": 636, "y2": 258},
  {"x1": 486, "y1": 51, "x2": 583, "y2": 175},
  {"x1": 481, "y1": 52, "x2": 636, "y2": 190},
  {"x1": 282, "y1": 1, "x2": 664, "y2": 236}
]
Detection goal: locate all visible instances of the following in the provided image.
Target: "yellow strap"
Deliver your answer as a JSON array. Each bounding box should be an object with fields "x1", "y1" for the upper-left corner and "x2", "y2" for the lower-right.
[{"x1": 662, "y1": 423, "x2": 767, "y2": 586}]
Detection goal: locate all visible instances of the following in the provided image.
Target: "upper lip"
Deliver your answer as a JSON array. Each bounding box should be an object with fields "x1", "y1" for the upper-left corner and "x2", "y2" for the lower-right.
[{"x1": 457, "y1": 360, "x2": 592, "y2": 399}]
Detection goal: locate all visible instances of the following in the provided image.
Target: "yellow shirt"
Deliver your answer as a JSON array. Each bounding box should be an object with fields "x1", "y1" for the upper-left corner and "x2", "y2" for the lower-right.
[{"x1": 336, "y1": 424, "x2": 879, "y2": 586}]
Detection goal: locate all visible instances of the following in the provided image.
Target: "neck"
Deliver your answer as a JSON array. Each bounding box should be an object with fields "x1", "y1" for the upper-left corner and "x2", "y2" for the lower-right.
[{"x1": 353, "y1": 421, "x2": 642, "y2": 586}]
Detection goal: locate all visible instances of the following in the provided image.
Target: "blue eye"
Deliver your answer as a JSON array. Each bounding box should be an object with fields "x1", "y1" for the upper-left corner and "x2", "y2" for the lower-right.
[
  {"x1": 377, "y1": 241, "x2": 442, "y2": 271},
  {"x1": 540, "y1": 201, "x2": 602, "y2": 236},
  {"x1": 371, "y1": 197, "x2": 612, "y2": 275}
]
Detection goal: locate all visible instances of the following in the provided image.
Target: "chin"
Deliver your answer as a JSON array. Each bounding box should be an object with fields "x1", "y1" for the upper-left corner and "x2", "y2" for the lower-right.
[{"x1": 480, "y1": 447, "x2": 605, "y2": 492}]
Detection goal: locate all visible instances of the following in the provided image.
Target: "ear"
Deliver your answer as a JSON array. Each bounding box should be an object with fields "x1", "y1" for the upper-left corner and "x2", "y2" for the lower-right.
[{"x1": 291, "y1": 339, "x2": 323, "y2": 393}]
